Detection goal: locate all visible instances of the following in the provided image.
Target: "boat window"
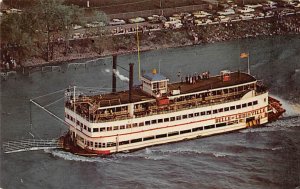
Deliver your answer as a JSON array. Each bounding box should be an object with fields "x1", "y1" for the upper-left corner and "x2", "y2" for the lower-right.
[
  {"x1": 88, "y1": 127, "x2": 91, "y2": 132},
  {"x1": 131, "y1": 138, "x2": 142, "y2": 143},
  {"x1": 248, "y1": 102, "x2": 253, "y2": 106},
  {"x1": 213, "y1": 110, "x2": 218, "y2": 114},
  {"x1": 176, "y1": 116, "x2": 181, "y2": 120},
  {"x1": 156, "y1": 134, "x2": 167, "y2": 139},
  {"x1": 158, "y1": 119, "x2": 163, "y2": 123},
  {"x1": 192, "y1": 127, "x2": 203, "y2": 132},
  {"x1": 223, "y1": 89, "x2": 228, "y2": 94},
  {"x1": 126, "y1": 124, "x2": 132, "y2": 128},
  {"x1": 170, "y1": 117, "x2": 175, "y2": 121},
  {"x1": 120, "y1": 125, "x2": 125, "y2": 129},
  {"x1": 195, "y1": 113, "x2": 200, "y2": 117},
  {"x1": 151, "y1": 120, "x2": 157, "y2": 124},
  {"x1": 224, "y1": 107, "x2": 229, "y2": 111},
  {"x1": 201, "y1": 111, "x2": 206, "y2": 116},
  {"x1": 168, "y1": 131, "x2": 179, "y2": 137},
  {"x1": 145, "y1": 121, "x2": 151, "y2": 125},
  {"x1": 189, "y1": 113, "x2": 194, "y2": 118},
  {"x1": 180, "y1": 129, "x2": 191, "y2": 134},
  {"x1": 236, "y1": 105, "x2": 241, "y2": 109},
  {"x1": 93, "y1": 128, "x2": 99, "y2": 132},
  {"x1": 107, "y1": 142, "x2": 116, "y2": 147},
  {"x1": 253, "y1": 100, "x2": 258, "y2": 105},
  {"x1": 139, "y1": 122, "x2": 144, "y2": 127},
  {"x1": 204, "y1": 125, "x2": 215, "y2": 129},
  {"x1": 143, "y1": 136, "x2": 155, "y2": 141},
  {"x1": 242, "y1": 103, "x2": 247, "y2": 108},
  {"x1": 219, "y1": 108, "x2": 223, "y2": 112},
  {"x1": 216, "y1": 123, "x2": 226, "y2": 128},
  {"x1": 84, "y1": 125, "x2": 87, "y2": 130},
  {"x1": 100, "y1": 127, "x2": 106, "y2": 132},
  {"x1": 113, "y1": 126, "x2": 119, "y2": 130},
  {"x1": 182, "y1": 114, "x2": 188, "y2": 119},
  {"x1": 132, "y1": 123, "x2": 138, "y2": 127},
  {"x1": 207, "y1": 110, "x2": 211, "y2": 115},
  {"x1": 119, "y1": 140, "x2": 130, "y2": 145},
  {"x1": 164, "y1": 118, "x2": 170, "y2": 122},
  {"x1": 230, "y1": 106, "x2": 235, "y2": 110},
  {"x1": 107, "y1": 127, "x2": 112, "y2": 131}
]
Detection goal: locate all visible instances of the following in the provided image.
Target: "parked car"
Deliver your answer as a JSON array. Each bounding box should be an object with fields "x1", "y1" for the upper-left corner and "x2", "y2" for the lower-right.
[
  {"x1": 240, "y1": 13, "x2": 255, "y2": 20},
  {"x1": 109, "y1": 19, "x2": 126, "y2": 26},
  {"x1": 218, "y1": 15, "x2": 231, "y2": 22},
  {"x1": 237, "y1": 7, "x2": 255, "y2": 13},
  {"x1": 193, "y1": 11, "x2": 212, "y2": 18},
  {"x1": 73, "y1": 24, "x2": 83, "y2": 30},
  {"x1": 245, "y1": 4, "x2": 263, "y2": 9},
  {"x1": 128, "y1": 17, "x2": 145, "y2": 24},
  {"x1": 217, "y1": 8, "x2": 235, "y2": 15}
]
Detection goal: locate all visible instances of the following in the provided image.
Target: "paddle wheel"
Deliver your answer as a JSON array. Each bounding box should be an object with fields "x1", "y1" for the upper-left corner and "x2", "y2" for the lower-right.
[{"x1": 268, "y1": 96, "x2": 286, "y2": 122}]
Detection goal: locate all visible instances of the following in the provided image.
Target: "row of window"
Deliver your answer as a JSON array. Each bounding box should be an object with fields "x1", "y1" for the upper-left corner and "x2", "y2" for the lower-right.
[
  {"x1": 66, "y1": 100, "x2": 259, "y2": 133},
  {"x1": 83, "y1": 120, "x2": 239, "y2": 148}
]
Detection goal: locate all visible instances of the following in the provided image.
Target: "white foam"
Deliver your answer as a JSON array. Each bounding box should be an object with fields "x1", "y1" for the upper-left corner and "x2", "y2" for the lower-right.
[
  {"x1": 269, "y1": 94, "x2": 300, "y2": 117},
  {"x1": 44, "y1": 149, "x2": 117, "y2": 163}
]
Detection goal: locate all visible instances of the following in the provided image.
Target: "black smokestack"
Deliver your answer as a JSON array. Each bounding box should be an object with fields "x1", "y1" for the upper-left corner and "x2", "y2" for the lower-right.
[
  {"x1": 112, "y1": 55, "x2": 117, "y2": 93},
  {"x1": 129, "y1": 63, "x2": 134, "y2": 103}
]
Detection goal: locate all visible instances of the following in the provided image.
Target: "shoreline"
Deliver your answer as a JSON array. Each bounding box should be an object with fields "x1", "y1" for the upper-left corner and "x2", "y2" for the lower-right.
[{"x1": 4, "y1": 15, "x2": 300, "y2": 70}]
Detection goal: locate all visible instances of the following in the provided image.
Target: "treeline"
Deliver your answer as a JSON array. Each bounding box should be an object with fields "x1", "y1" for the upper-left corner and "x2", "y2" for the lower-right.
[{"x1": 1, "y1": 0, "x2": 107, "y2": 65}]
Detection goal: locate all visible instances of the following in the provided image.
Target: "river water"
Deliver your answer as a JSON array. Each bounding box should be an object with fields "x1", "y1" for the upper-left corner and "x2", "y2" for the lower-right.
[{"x1": 1, "y1": 35, "x2": 300, "y2": 189}]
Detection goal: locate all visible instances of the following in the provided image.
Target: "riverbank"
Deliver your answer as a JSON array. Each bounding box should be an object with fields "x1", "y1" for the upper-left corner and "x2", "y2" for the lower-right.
[{"x1": 18, "y1": 15, "x2": 300, "y2": 68}]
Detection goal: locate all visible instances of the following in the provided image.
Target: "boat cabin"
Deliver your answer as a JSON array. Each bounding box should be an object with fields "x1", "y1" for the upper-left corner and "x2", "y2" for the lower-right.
[{"x1": 141, "y1": 69, "x2": 169, "y2": 97}]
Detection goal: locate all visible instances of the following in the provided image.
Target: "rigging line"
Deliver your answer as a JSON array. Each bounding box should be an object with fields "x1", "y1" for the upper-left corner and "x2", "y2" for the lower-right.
[
  {"x1": 44, "y1": 96, "x2": 65, "y2": 108},
  {"x1": 77, "y1": 86, "x2": 113, "y2": 90},
  {"x1": 32, "y1": 88, "x2": 67, "y2": 100},
  {"x1": 30, "y1": 99, "x2": 68, "y2": 128}
]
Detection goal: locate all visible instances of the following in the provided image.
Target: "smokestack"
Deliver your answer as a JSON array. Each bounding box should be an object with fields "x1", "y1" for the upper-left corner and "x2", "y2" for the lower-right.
[
  {"x1": 112, "y1": 55, "x2": 117, "y2": 93},
  {"x1": 129, "y1": 63, "x2": 134, "y2": 103}
]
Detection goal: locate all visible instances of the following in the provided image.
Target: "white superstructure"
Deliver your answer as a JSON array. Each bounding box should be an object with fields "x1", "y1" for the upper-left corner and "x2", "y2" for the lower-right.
[{"x1": 64, "y1": 71, "x2": 271, "y2": 155}]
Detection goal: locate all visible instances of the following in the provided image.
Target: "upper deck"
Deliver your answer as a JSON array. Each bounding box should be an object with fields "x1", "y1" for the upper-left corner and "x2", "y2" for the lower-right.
[
  {"x1": 65, "y1": 71, "x2": 263, "y2": 123},
  {"x1": 70, "y1": 71, "x2": 256, "y2": 107}
]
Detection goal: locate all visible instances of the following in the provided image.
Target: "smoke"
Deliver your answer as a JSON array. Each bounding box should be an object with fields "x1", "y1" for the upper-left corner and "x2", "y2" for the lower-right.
[
  {"x1": 113, "y1": 69, "x2": 129, "y2": 82},
  {"x1": 104, "y1": 68, "x2": 129, "y2": 82}
]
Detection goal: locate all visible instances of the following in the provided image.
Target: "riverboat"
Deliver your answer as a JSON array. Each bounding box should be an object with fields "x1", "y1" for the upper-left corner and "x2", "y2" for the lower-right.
[{"x1": 61, "y1": 65, "x2": 285, "y2": 156}]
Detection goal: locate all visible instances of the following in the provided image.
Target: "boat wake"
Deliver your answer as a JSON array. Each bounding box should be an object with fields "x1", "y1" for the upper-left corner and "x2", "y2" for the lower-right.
[
  {"x1": 145, "y1": 147, "x2": 231, "y2": 158},
  {"x1": 44, "y1": 149, "x2": 118, "y2": 163}
]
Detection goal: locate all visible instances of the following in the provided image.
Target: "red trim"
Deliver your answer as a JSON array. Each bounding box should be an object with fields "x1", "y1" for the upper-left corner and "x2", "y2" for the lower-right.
[{"x1": 70, "y1": 106, "x2": 267, "y2": 139}]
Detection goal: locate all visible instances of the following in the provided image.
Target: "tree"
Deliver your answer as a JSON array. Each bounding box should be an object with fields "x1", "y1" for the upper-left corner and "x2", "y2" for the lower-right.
[{"x1": 0, "y1": 13, "x2": 37, "y2": 64}]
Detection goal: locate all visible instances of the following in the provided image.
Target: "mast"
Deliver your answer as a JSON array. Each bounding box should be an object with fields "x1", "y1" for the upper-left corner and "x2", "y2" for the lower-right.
[
  {"x1": 136, "y1": 24, "x2": 141, "y2": 80},
  {"x1": 247, "y1": 53, "x2": 250, "y2": 75}
]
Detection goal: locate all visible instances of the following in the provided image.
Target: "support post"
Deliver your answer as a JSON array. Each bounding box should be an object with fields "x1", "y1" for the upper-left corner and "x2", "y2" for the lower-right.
[{"x1": 129, "y1": 63, "x2": 134, "y2": 103}]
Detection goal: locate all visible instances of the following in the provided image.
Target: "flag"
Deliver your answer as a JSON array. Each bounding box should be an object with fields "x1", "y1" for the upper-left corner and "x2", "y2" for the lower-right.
[{"x1": 240, "y1": 53, "x2": 249, "y2": 58}]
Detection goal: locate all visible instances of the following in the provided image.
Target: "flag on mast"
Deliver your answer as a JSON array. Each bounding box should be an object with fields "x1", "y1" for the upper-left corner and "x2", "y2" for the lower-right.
[{"x1": 240, "y1": 53, "x2": 249, "y2": 58}]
